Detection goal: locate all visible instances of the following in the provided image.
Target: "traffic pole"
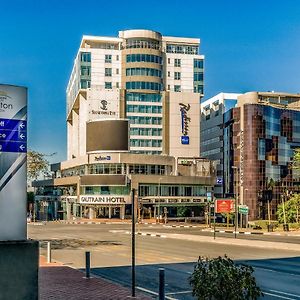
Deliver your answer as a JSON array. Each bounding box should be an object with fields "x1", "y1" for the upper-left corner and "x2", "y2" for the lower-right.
[
  {"x1": 47, "y1": 241, "x2": 51, "y2": 263},
  {"x1": 131, "y1": 188, "x2": 136, "y2": 298},
  {"x1": 85, "y1": 251, "x2": 91, "y2": 279},
  {"x1": 159, "y1": 268, "x2": 165, "y2": 300}
]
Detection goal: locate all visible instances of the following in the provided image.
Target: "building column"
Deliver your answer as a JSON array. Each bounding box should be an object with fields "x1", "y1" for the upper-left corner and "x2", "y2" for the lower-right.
[
  {"x1": 108, "y1": 206, "x2": 112, "y2": 219},
  {"x1": 153, "y1": 206, "x2": 156, "y2": 219},
  {"x1": 66, "y1": 201, "x2": 71, "y2": 220},
  {"x1": 88, "y1": 207, "x2": 95, "y2": 219},
  {"x1": 120, "y1": 206, "x2": 125, "y2": 220}
]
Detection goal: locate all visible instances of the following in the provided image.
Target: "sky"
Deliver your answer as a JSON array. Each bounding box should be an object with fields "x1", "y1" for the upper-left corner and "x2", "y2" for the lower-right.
[{"x1": 0, "y1": 0, "x2": 300, "y2": 163}]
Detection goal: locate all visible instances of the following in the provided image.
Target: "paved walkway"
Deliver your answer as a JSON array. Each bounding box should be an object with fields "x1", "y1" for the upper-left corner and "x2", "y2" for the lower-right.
[{"x1": 39, "y1": 256, "x2": 152, "y2": 300}]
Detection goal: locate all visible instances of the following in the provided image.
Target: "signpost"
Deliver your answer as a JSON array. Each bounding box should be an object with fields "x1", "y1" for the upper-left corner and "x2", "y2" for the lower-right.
[
  {"x1": 215, "y1": 199, "x2": 235, "y2": 230},
  {"x1": 0, "y1": 85, "x2": 38, "y2": 300},
  {"x1": 0, "y1": 84, "x2": 27, "y2": 241}
]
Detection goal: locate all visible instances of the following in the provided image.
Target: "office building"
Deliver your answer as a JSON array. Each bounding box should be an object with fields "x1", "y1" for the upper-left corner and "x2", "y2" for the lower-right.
[
  {"x1": 201, "y1": 91, "x2": 300, "y2": 220},
  {"x1": 200, "y1": 93, "x2": 241, "y2": 197}
]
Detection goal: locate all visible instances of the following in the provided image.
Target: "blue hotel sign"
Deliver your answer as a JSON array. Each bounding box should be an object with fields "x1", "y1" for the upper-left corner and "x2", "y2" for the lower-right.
[
  {"x1": 179, "y1": 103, "x2": 191, "y2": 145},
  {"x1": 0, "y1": 118, "x2": 27, "y2": 153}
]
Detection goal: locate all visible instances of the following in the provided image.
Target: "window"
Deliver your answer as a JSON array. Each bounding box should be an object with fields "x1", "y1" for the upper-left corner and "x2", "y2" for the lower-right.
[
  {"x1": 80, "y1": 66, "x2": 90, "y2": 76},
  {"x1": 116, "y1": 55, "x2": 119, "y2": 61},
  {"x1": 81, "y1": 52, "x2": 91, "y2": 62},
  {"x1": 168, "y1": 58, "x2": 170, "y2": 64},
  {"x1": 167, "y1": 85, "x2": 170, "y2": 90},
  {"x1": 105, "y1": 68, "x2": 112, "y2": 76},
  {"x1": 194, "y1": 72, "x2": 203, "y2": 81},
  {"x1": 116, "y1": 82, "x2": 119, "y2": 88},
  {"x1": 105, "y1": 54, "x2": 112, "y2": 63},
  {"x1": 194, "y1": 84, "x2": 203, "y2": 94},
  {"x1": 194, "y1": 59, "x2": 203, "y2": 69},
  {"x1": 105, "y1": 82, "x2": 112, "y2": 89},
  {"x1": 126, "y1": 93, "x2": 162, "y2": 102},
  {"x1": 126, "y1": 54, "x2": 162, "y2": 64},
  {"x1": 126, "y1": 81, "x2": 162, "y2": 91},
  {"x1": 116, "y1": 68, "x2": 119, "y2": 75},
  {"x1": 174, "y1": 85, "x2": 181, "y2": 92},
  {"x1": 80, "y1": 80, "x2": 91, "y2": 89},
  {"x1": 174, "y1": 72, "x2": 181, "y2": 80},
  {"x1": 174, "y1": 58, "x2": 181, "y2": 67},
  {"x1": 168, "y1": 71, "x2": 170, "y2": 77},
  {"x1": 126, "y1": 68, "x2": 161, "y2": 77}
]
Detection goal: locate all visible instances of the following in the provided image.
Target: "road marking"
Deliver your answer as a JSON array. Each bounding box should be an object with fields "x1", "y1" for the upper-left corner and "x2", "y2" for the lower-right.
[
  {"x1": 254, "y1": 266, "x2": 300, "y2": 277},
  {"x1": 166, "y1": 290, "x2": 192, "y2": 295},
  {"x1": 137, "y1": 287, "x2": 177, "y2": 300},
  {"x1": 263, "y1": 291, "x2": 295, "y2": 299},
  {"x1": 269, "y1": 290, "x2": 300, "y2": 298}
]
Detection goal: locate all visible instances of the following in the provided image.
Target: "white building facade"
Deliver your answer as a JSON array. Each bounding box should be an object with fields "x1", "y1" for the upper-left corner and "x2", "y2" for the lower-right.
[{"x1": 66, "y1": 29, "x2": 204, "y2": 159}]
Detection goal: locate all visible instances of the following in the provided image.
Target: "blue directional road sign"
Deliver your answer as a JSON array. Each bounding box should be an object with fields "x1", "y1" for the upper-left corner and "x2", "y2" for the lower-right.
[{"x1": 0, "y1": 118, "x2": 27, "y2": 153}]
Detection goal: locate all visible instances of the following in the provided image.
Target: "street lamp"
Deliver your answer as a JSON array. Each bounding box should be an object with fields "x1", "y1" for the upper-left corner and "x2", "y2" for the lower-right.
[
  {"x1": 157, "y1": 177, "x2": 163, "y2": 223},
  {"x1": 231, "y1": 166, "x2": 239, "y2": 238}
]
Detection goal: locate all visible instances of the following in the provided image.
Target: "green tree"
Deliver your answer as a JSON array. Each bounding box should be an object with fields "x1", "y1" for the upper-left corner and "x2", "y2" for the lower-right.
[
  {"x1": 291, "y1": 148, "x2": 300, "y2": 170},
  {"x1": 189, "y1": 255, "x2": 263, "y2": 300},
  {"x1": 277, "y1": 194, "x2": 300, "y2": 223},
  {"x1": 27, "y1": 150, "x2": 50, "y2": 180}
]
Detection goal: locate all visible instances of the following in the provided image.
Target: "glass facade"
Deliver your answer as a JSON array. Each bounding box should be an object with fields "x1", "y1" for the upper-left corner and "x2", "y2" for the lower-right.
[
  {"x1": 126, "y1": 68, "x2": 162, "y2": 77},
  {"x1": 125, "y1": 39, "x2": 160, "y2": 50},
  {"x1": 139, "y1": 184, "x2": 207, "y2": 197},
  {"x1": 130, "y1": 128, "x2": 162, "y2": 136},
  {"x1": 126, "y1": 92, "x2": 161, "y2": 102},
  {"x1": 126, "y1": 54, "x2": 162, "y2": 64},
  {"x1": 128, "y1": 116, "x2": 162, "y2": 125},
  {"x1": 126, "y1": 81, "x2": 162, "y2": 91},
  {"x1": 81, "y1": 185, "x2": 130, "y2": 195},
  {"x1": 166, "y1": 44, "x2": 198, "y2": 55},
  {"x1": 127, "y1": 104, "x2": 162, "y2": 114}
]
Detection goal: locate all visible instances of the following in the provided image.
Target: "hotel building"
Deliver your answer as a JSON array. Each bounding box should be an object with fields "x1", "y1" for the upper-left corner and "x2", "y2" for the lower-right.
[{"x1": 33, "y1": 29, "x2": 215, "y2": 221}]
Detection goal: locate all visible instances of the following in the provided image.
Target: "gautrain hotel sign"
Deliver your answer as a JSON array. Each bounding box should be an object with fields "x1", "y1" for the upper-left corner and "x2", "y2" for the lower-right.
[
  {"x1": 179, "y1": 103, "x2": 191, "y2": 145},
  {"x1": 80, "y1": 195, "x2": 129, "y2": 205},
  {"x1": 0, "y1": 84, "x2": 27, "y2": 241}
]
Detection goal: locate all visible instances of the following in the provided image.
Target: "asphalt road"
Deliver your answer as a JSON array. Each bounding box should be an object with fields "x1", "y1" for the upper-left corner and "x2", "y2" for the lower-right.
[{"x1": 28, "y1": 223, "x2": 300, "y2": 299}]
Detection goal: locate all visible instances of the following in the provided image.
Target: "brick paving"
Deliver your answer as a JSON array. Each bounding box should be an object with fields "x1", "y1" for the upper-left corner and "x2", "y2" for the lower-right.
[{"x1": 39, "y1": 256, "x2": 152, "y2": 300}]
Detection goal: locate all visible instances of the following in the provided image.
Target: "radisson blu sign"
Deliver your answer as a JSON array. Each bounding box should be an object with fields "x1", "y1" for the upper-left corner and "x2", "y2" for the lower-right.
[
  {"x1": 179, "y1": 103, "x2": 191, "y2": 145},
  {"x1": 0, "y1": 84, "x2": 27, "y2": 241}
]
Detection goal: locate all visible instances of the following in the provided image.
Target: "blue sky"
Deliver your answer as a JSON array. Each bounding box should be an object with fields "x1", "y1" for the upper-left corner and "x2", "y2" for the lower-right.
[{"x1": 1, "y1": 0, "x2": 300, "y2": 162}]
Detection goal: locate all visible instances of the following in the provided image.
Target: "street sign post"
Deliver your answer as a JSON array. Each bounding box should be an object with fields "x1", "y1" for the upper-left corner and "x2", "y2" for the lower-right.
[
  {"x1": 0, "y1": 84, "x2": 27, "y2": 241},
  {"x1": 238, "y1": 205, "x2": 249, "y2": 215}
]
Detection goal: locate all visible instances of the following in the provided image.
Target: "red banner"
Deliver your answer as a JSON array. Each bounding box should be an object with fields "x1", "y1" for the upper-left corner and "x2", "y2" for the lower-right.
[{"x1": 215, "y1": 199, "x2": 235, "y2": 213}]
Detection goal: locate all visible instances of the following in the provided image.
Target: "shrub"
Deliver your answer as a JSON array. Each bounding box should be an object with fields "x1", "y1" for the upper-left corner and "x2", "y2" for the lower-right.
[{"x1": 189, "y1": 255, "x2": 263, "y2": 300}]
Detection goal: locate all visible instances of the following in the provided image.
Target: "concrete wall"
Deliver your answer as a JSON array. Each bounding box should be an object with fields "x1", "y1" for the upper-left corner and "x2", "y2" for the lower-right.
[{"x1": 0, "y1": 240, "x2": 39, "y2": 300}]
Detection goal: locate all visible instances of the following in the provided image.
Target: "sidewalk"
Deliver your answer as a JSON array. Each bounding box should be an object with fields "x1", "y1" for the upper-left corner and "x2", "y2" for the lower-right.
[{"x1": 39, "y1": 256, "x2": 152, "y2": 300}]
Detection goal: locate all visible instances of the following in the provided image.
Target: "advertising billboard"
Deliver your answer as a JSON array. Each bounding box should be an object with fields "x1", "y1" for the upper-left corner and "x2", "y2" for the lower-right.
[
  {"x1": 215, "y1": 199, "x2": 235, "y2": 213},
  {"x1": 0, "y1": 84, "x2": 27, "y2": 241}
]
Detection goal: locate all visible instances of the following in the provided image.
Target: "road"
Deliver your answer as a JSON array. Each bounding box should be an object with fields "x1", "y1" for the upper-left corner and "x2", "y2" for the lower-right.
[{"x1": 29, "y1": 222, "x2": 300, "y2": 299}]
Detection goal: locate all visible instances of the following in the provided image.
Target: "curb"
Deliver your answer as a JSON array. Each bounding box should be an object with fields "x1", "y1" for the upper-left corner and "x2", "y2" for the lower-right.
[
  {"x1": 125, "y1": 231, "x2": 167, "y2": 238},
  {"x1": 63, "y1": 221, "x2": 129, "y2": 225},
  {"x1": 206, "y1": 229, "x2": 300, "y2": 236}
]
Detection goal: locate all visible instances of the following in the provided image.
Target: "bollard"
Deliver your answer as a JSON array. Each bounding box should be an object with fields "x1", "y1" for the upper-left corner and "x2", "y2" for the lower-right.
[
  {"x1": 159, "y1": 268, "x2": 165, "y2": 300},
  {"x1": 47, "y1": 241, "x2": 51, "y2": 263},
  {"x1": 85, "y1": 251, "x2": 91, "y2": 279}
]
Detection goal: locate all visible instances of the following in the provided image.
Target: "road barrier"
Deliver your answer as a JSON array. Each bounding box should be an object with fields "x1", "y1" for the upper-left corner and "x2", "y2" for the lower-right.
[
  {"x1": 47, "y1": 241, "x2": 51, "y2": 263},
  {"x1": 159, "y1": 268, "x2": 165, "y2": 300},
  {"x1": 85, "y1": 251, "x2": 91, "y2": 279}
]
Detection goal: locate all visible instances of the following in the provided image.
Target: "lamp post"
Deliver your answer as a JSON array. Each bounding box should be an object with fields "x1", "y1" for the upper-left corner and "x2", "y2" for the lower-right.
[
  {"x1": 232, "y1": 166, "x2": 239, "y2": 238},
  {"x1": 157, "y1": 177, "x2": 163, "y2": 223}
]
